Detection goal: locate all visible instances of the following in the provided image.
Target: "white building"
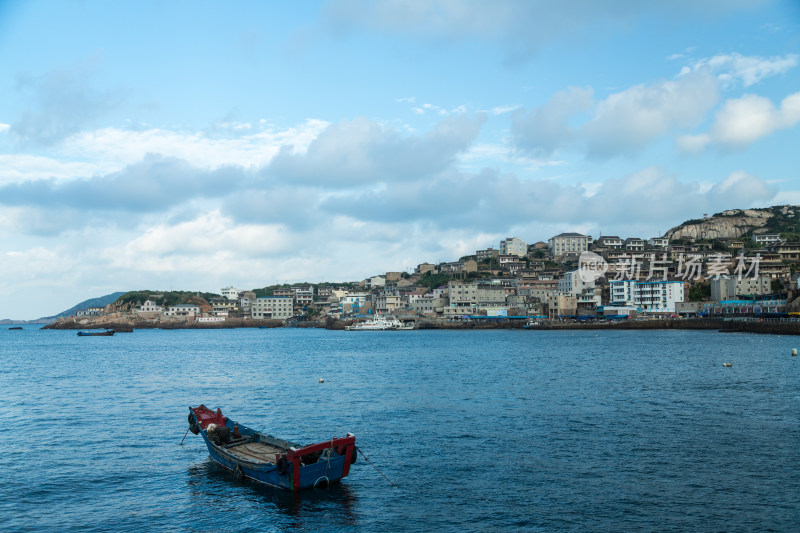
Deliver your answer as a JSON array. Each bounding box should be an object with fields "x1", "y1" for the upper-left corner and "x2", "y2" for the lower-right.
[
  {"x1": 135, "y1": 300, "x2": 163, "y2": 314},
  {"x1": 164, "y1": 304, "x2": 200, "y2": 317},
  {"x1": 609, "y1": 280, "x2": 685, "y2": 314},
  {"x1": 76, "y1": 307, "x2": 104, "y2": 317},
  {"x1": 752, "y1": 233, "x2": 781, "y2": 245},
  {"x1": 558, "y1": 269, "x2": 601, "y2": 307},
  {"x1": 251, "y1": 297, "x2": 294, "y2": 320},
  {"x1": 624, "y1": 238, "x2": 646, "y2": 252},
  {"x1": 549, "y1": 233, "x2": 592, "y2": 256},
  {"x1": 500, "y1": 237, "x2": 528, "y2": 258},
  {"x1": 648, "y1": 237, "x2": 670, "y2": 248},
  {"x1": 221, "y1": 286, "x2": 241, "y2": 301},
  {"x1": 595, "y1": 236, "x2": 623, "y2": 249},
  {"x1": 710, "y1": 275, "x2": 772, "y2": 301},
  {"x1": 293, "y1": 286, "x2": 314, "y2": 305}
]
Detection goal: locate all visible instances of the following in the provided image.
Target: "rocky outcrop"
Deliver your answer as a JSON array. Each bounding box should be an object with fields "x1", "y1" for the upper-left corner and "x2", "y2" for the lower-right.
[
  {"x1": 43, "y1": 313, "x2": 284, "y2": 330},
  {"x1": 664, "y1": 208, "x2": 774, "y2": 240}
]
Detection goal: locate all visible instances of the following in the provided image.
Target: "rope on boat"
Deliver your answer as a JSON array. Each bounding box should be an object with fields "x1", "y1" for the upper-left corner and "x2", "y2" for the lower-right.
[
  {"x1": 356, "y1": 446, "x2": 397, "y2": 487},
  {"x1": 180, "y1": 426, "x2": 190, "y2": 445}
]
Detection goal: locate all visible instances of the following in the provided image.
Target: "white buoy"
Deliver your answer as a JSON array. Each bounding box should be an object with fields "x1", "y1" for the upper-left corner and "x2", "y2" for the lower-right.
[
  {"x1": 792, "y1": 348, "x2": 797, "y2": 357},
  {"x1": 319, "y1": 378, "x2": 325, "y2": 383}
]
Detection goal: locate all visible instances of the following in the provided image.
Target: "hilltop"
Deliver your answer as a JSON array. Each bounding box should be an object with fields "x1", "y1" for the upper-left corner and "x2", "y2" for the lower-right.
[{"x1": 664, "y1": 205, "x2": 800, "y2": 241}]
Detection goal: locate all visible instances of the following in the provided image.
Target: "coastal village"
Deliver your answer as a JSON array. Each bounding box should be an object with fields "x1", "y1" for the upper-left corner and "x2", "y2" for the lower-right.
[{"x1": 61, "y1": 207, "x2": 800, "y2": 329}]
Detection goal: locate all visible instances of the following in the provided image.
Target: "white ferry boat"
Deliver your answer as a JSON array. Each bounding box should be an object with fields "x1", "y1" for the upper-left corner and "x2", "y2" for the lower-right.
[{"x1": 345, "y1": 315, "x2": 407, "y2": 331}]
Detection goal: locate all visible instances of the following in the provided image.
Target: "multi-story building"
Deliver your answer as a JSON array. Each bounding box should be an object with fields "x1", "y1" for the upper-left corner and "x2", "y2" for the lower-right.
[
  {"x1": 595, "y1": 236, "x2": 624, "y2": 249},
  {"x1": 76, "y1": 307, "x2": 104, "y2": 317},
  {"x1": 500, "y1": 237, "x2": 528, "y2": 258},
  {"x1": 476, "y1": 284, "x2": 507, "y2": 307},
  {"x1": 220, "y1": 286, "x2": 241, "y2": 301},
  {"x1": 558, "y1": 269, "x2": 601, "y2": 308},
  {"x1": 448, "y1": 281, "x2": 477, "y2": 306},
  {"x1": 624, "y1": 238, "x2": 646, "y2": 252},
  {"x1": 609, "y1": 280, "x2": 685, "y2": 314},
  {"x1": 251, "y1": 297, "x2": 294, "y2": 320},
  {"x1": 710, "y1": 275, "x2": 772, "y2": 301},
  {"x1": 648, "y1": 237, "x2": 670, "y2": 248},
  {"x1": 375, "y1": 290, "x2": 402, "y2": 314},
  {"x1": 765, "y1": 242, "x2": 800, "y2": 261},
  {"x1": 752, "y1": 233, "x2": 781, "y2": 246},
  {"x1": 413, "y1": 296, "x2": 448, "y2": 316},
  {"x1": 416, "y1": 262, "x2": 436, "y2": 274},
  {"x1": 164, "y1": 304, "x2": 200, "y2": 317},
  {"x1": 549, "y1": 232, "x2": 592, "y2": 256},
  {"x1": 293, "y1": 286, "x2": 314, "y2": 306},
  {"x1": 211, "y1": 298, "x2": 237, "y2": 316},
  {"x1": 476, "y1": 248, "x2": 499, "y2": 261},
  {"x1": 136, "y1": 300, "x2": 163, "y2": 314},
  {"x1": 339, "y1": 293, "x2": 369, "y2": 315}
]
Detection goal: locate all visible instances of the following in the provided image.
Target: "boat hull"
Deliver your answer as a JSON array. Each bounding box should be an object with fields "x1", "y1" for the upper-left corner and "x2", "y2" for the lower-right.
[
  {"x1": 77, "y1": 330, "x2": 115, "y2": 336},
  {"x1": 202, "y1": 435, "x2": 350, "y2": 490},
  {"x1": 189, "y1": 405, "x2": 356, "y2": 491}
]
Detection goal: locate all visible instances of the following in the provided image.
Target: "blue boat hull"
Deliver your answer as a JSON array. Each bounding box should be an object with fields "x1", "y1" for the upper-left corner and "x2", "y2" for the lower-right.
[
  {"x1": 202, "y1": 434, "x2": 350, "y2": 489},
  {"x1": 189, "y1": 405, "x2": 356, "y2": 491}
]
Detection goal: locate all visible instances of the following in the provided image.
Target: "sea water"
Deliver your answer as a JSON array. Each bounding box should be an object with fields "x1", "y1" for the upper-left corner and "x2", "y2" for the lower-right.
[{"x1": 0, "y1": 327, "x2": 798, "y2": 531}]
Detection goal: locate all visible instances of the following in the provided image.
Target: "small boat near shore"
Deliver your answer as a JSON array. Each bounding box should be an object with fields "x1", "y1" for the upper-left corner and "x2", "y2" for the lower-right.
[
  {"x1": 346, "y1": 315, "x2": 414, "y2": 331},
  {"x1": 77, "y1": 329, "x2": 115, "y2": 336},
  {"x1": 187, "y1": 405, "x2": 357, "y2": 491},
  {"x1": 8, "y1": 326, "x2": 22, "y2": 330}
]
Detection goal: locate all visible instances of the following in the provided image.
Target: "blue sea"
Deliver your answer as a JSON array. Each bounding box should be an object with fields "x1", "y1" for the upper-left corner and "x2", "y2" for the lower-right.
[{"x1": 1, "y1": 327, "x2": 798, "y2": 531}]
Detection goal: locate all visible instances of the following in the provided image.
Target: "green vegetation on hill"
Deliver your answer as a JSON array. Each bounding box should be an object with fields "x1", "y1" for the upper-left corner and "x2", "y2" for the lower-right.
[
  {"x1": 52, "y1": 292, "x2": 127, "y2": 318},
  {"x1": 417, "y1": 272, "x2": 451, "y2": 291},
  {"x1": 114, "y1": 290, "x2": 219, "y2": 308}
]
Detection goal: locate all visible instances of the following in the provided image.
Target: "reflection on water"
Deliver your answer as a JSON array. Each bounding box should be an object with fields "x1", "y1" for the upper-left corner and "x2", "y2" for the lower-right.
[{"x1": 186, "y1": 460, "x2": 358, "y2": 530}]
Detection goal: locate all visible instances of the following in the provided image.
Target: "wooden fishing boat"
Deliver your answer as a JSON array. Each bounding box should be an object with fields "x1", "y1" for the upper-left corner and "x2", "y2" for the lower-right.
[
  {"x1": 77, "y1": 329, "x2": 115, "y2": 336},
  {"x1": 187, "y1": 405, "x2": 356, "y2": 491}
]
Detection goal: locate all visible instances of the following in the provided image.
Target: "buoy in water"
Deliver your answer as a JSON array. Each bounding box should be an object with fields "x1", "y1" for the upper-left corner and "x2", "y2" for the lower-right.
[
  {"x1": 792, "y1": 348, "x2": 797, "y2": 357},
  {"x1": 319, "y1": 378, "x2": 325, "y2": 383}
]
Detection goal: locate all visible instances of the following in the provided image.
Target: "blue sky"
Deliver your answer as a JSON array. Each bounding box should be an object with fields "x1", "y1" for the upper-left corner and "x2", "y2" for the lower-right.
[{"x1": 1, "y1": 0, "x2": 799, "y2": 319}]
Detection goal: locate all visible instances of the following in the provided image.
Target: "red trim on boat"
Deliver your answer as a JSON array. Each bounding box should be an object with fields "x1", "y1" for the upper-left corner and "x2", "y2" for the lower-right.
[{"x1": 191, "y1": 405, "x2": 226, "y2": 429}]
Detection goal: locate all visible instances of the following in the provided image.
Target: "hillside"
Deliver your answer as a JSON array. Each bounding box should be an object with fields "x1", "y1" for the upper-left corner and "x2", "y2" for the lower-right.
[
  {"x1": 0, "y1": 291, "x2": 127, "y2": 324},
  {"x1": 663, "y1": 205, "x2": 800, "y2": 241},
  {"x1": 50, "y1": 292, "x2": 128, "y2": 319}
]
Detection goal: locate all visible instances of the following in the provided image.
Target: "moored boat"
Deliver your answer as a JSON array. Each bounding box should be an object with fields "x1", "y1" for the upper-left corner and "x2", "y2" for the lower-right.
[
  {"x1": 345, "y1": 315, "x2": 405, "y2": 330},
  {"x1": 187, "y1": 405, "x2": 357, "y2": 491},
  {"x1": 77, "y1": 329, "x2": 115, "y2": 336}
]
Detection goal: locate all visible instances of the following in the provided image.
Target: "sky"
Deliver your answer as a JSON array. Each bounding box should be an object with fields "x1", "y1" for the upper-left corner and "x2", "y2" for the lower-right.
[{"x1": 1, "y1": 0, "x2": 799, "y2": 319}]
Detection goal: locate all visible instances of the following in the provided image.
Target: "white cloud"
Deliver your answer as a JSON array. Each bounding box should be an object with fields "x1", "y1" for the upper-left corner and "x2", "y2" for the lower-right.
[
  {"x1": 108, "y1": 210, "x2": 291, "y2": 261},
  {"x1": 679, "y1": 91, "x2": 800, "y2": 151},
  {"x1": 0, "y1": 154, "x2": 118, "y2": 185},
  {"x1": 0, "y1": 123, "x2": 10, "y2": 133},
  {"x1": 0, "y1": 120, "x2": 330, "y2": 187},
  {"x1": 60, "y1": 119, "x2": 329, "y2": 172},
  {"x1": 688, "y1": 52, "x2": 798, "y2": 87},
  {"x1": 267, "y1": 114, "x2": 486, "y2": 186},
  {"x1": 511, "y1": 86, "x2": 594, "y2": 157},
  {"x1": 581, "y1": 70, "x2": 719, "y2": 157}
]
